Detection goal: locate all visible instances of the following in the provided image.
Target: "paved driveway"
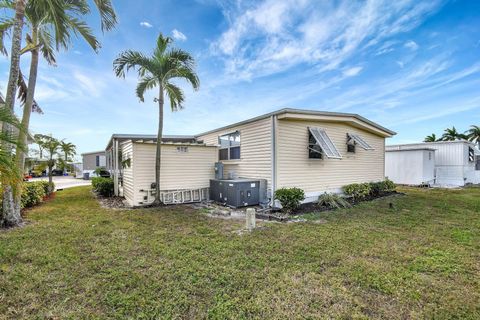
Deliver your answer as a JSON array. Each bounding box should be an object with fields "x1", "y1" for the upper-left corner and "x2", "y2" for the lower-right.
[{"x1": 29, "y1": 176, "x2": 91, "y2": 190}]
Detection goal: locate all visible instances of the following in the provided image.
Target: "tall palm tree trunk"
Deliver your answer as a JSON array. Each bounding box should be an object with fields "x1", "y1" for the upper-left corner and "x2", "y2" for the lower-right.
[
  {"x1": 1, "y1": 0, "x2": 27, "y2": 228},
  {"x1": 154, "y1": 85, "x2": 164, "y2": 205},
  {"x1": 64, "y1": 154, "x2": 68, "y2": 174},
  {"x1": 14, "y1": 27, "x2": 39, "y2": 217}
]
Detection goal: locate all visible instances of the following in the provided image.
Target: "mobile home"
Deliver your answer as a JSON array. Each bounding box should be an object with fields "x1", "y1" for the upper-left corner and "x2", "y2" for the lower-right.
[
  {"x1": 81, "y1": 151, "x2": 106, "y2": 179},
  {"x1": 106, "y1": 108, "x2": 396, "y2": 207},
  {"x1": 386, "y1": 141, "x2": 480, "y2": 186}
]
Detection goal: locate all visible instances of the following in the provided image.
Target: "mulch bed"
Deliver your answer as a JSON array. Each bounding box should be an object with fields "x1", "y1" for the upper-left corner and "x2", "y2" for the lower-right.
[{"x1": 257, "y1": 191, "x2": 404, "y2": 221}]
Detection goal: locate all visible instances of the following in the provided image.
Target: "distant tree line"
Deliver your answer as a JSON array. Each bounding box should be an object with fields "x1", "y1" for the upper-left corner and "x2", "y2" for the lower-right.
[{"x1": 425, "y1": 125, "x2": 480, "y2": 146}]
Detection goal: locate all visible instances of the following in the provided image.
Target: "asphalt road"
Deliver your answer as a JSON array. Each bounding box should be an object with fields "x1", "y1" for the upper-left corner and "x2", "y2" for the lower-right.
[{"x1": 29, "y1": 176, "x2": 91, "y2": 190}]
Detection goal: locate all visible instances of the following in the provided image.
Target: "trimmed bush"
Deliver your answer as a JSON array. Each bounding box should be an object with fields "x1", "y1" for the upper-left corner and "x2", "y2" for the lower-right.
[
  {"x1": 342, "y1": 183, "x2": 371, "y2": 200},
  {"x1": 274, "y1": 187, "x2": 305, "y2": 214},
  {"x1": 21, "y1": 182, "x2": 46, "y2": 208},
  {"x1": 370, "y1": 179, "x2": 397, "y2": 196},
  {"x1": 369, "y1": 181, "x2": 384, "y2": 196},
  {"x1": 318, "y1": 192, "x2": 351, "y2": 209},
  {"x1": 39, "y1": 180, "x2": 55, "y2": 195},
  {"x1": 384, "y1": 178, "x2": 396, "y2": 192},
  {"x1": 92, "y1": 177, "x2": 114, "y2": 197}
]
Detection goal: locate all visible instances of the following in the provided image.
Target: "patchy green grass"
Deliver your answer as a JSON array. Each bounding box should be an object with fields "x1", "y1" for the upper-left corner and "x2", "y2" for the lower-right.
[{"x1": 1, "y1": 186, "x2": 479, "y2": 319}]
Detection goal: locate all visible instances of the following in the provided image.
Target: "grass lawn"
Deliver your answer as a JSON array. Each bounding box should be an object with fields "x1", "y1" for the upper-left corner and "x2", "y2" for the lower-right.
[{"x1": 1, "y1": 186, "x2": 479, "y2": 319}]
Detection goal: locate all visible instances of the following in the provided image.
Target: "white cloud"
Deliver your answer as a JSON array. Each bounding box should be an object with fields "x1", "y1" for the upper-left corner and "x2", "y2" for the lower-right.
[
  {"x1": 211, "y1": 0, "x2": 444, "y2": 80},
  {"x1": 140, "y1": 21, "x2": 153, "y2": 28},
  {"x1": 375, "y1": 41, "x2": 397, "y2": 56},
  {"x1": 172, "y1": 29, "x2": 187, "y2": 41},
  {"x1": 342, "y1": 66, "x2": 363, "y2": 77},
  {"x1": 404, "y1": 40, "x2": 419, "y2": 50}
]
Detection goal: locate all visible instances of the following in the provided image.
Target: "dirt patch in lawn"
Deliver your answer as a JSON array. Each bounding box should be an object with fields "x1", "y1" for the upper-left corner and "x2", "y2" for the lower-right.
[{"x1": 93, "y1": 192, "x2": 130, "y2": 210}]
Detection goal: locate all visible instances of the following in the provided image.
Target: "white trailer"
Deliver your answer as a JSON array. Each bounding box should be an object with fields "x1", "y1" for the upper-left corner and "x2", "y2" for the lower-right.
[
  {"x1": 386, "y1": 141, "x2": 480, "y2": 187},
  {"x1": 385, "y1": 148, "x2": 435, "y2": 186}
]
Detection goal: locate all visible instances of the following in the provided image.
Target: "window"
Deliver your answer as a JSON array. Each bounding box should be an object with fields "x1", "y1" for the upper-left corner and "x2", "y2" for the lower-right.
[
  {"x1": 476, "y1": 156, "x2": 480, "y2": 171},
  {"x1": 347, "y1": 144, "x2": 356, "y2": 153},
  {"x1": 219, "y1": 131, "x2": 240, "y2": 160},
  {"x1": 346, "y1": 133, "x2": 374, "y2": 150},
  {"x1": 468, "y1": 147, "x2": 475, "y2": 162},
  {"x1": 308, "y1": 127, "x2": 342, "y2": 159},
  {"x1": 95, "y1": 155, "x2": 100, "y2": 167},
  {"x1": 308, "y1": 131, "x2": 322, "y2": 159}
]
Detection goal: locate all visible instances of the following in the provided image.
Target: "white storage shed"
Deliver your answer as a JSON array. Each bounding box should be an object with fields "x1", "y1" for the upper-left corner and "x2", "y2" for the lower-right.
[
  {"x1": 386, "y1": 141, "x2": 480, "y2": 187},
  {"x1": 385, "y1": 148, "x2": 435, "y2": 186}
]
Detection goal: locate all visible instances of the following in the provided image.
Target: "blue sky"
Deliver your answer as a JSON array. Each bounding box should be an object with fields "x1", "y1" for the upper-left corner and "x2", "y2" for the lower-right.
[{"x1": 1, "y1": 0, "x2": 480, "y2": 158}]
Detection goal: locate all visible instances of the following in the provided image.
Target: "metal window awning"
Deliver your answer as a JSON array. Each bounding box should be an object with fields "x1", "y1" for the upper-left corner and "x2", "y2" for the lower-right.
[
  {"x1": 347, "y1": 133, "x2": 374, "y2": 150},
  {"x1": 309, "y1": 127, "x2": 342, "y2": 159}
]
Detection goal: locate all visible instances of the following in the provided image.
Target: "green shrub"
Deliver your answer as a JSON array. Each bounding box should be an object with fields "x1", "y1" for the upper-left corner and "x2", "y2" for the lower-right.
[
  {"x1": 343, "y1": 183, "x2": 371, "y2": 200},
  {"x1": 274, "y1": 187, "x2": 305, "y2": 214},
  {"x1": 38, "y1": 180, "x2": 55, "y2": 195},
  {"x1": 92, "y1": 177, "x2": 114, "y2": 197},
  {"x1": 21, "y1": 182, "x2": 46, "y2": 208},
  {"x1": 91, "y1": 177, "x2": 101, "y2": 189},
  {"x1": 369, "y1": 181, "x2": 384, "y2": 196},
  {"x1": 384, "y1": 178, "x2": 396, "y2": 192},
  {"x1": 318, "y1": 192, "x2": 351, "y2": 209},
  {"x1": 370, "y1": 179, "x2": 396, "y2": 196}
]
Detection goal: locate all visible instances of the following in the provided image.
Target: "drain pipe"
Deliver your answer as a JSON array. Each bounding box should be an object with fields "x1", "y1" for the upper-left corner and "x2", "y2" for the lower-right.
[{"x1": 271, "y1": 115, "x2": 277, "y2": 206}]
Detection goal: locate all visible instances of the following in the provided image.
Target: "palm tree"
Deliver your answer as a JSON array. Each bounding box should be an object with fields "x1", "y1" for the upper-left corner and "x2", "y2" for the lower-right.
[
  {"x1": 33, "y1": 133, "x2": 50, "y2": 159},
  {"x1": 113, "y1": 34, "x2": 200, "y2": 204},
  {"x1": 59, "y1": 141, "x2": 76, "y2": 174},
  {"x1": 424, "y1": 133, "x2": 438, "y2": 142},
  {"x1": 465, "y1": 125, "x2": 480, "y2": 147},
  {"x1": 38, "y1": 136, "x2": 60, "y2": 190},
  {"x1": 0, "y1": 0, "x2": 116, "y2": 218},
  {"x1": 0, "y1": 0, "x2": 27, "y2": 228},
  {"x1": 441, "y1": 126, "x2": 466, "y2": 141},
  {"x1": 0, "y1": 105, "x2": 25, "y2": 199}
]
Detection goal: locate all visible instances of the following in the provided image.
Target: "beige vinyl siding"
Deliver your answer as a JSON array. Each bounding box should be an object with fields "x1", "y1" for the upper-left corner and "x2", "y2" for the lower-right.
[
  {"x1": 197, "y1": 117, "x2": 273, "y2": 189},
  {"x1": 120, "y1": 141, "x2": 135, "y2": 205},
  {"x1": 276, "y1": 119, "x2": 386, "y2": 195},
  {"x1": 131, "y1": 143, "x2": 217, "y2": 205}
]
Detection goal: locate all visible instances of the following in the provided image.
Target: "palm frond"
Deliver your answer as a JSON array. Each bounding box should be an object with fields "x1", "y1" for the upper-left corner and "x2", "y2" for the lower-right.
[
  {"x1": 164, "y1": 82, "x2": 185, "y2": 111},
  {"x1": 0, "y1": 17, "x2": 15, "y2": 55},
  {"x1": 113, "y1": 50, "x2": 156, "y2": 78},
  {"x1": 34, "y1": 0, "x2": 70, "y2": 50},
  {"x1": 165, "y1": 66, "x2": 200, "y2": 91},
  {"x1": 17, "y1": 69, "x2": 43, "y2": 114},
  {"x1": 65, "y1": 16, "x2": 100, "y2": 52},
  {"x1": 165, "y1": 48, "x2": 195, "y2": 69},
  {"x1": 135, "y1": 76, "x2": 158, "y2": 102},
  {"x1": 0, "y1": 105, "x2": 26, "y2": 151},
  {"x1": 424, "y1": 133, "x2": 437, "y2": 143},
  {"x1": 37, "y1": 25, "x2": 56, "y2": 65},
  {"x1": 91, "y1": 0, "x2": 117, "y2": 32},
  {"x1": 0, "y1": 0, "x2": 14, "y2": 9},
  {"x1": 153, "y1": 34, "x2": 173, "y2": 59}
]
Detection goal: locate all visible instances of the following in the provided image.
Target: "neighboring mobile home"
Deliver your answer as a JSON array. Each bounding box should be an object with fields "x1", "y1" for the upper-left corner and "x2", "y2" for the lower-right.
[
  {"x1": 106, "y1": 108, "x2": 395, "y2": 207},
  {"x1": 81, "y1": 151, "x2": 106, "y2": 179},
  {"x1": 386, "y1": 141, "x2": 480, "y2": 187}
]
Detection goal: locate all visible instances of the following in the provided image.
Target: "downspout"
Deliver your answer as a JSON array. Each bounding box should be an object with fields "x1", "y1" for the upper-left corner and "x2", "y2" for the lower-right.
[
  {"x1": 114, "y1": 139, "x2": 119, "y2": 196},
  {"x1": 271, "y1": 115, "x2": 277, "y2": 205}
]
